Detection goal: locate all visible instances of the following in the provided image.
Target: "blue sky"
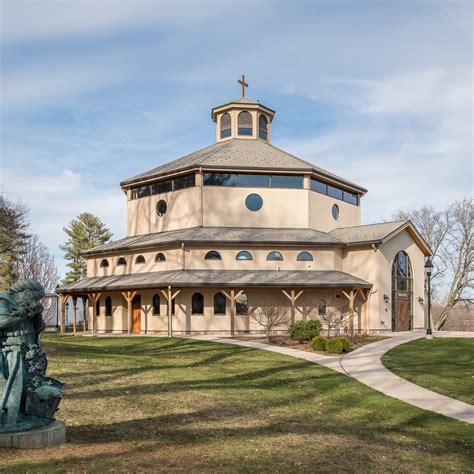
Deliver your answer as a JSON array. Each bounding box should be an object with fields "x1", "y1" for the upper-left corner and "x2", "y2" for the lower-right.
[{"x1": 1, "y1": 0, "x2": 472, "y2": 278}]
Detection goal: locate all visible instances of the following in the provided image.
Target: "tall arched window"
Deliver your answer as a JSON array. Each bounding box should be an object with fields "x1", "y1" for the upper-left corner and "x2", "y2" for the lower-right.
[
  {"x1": 192, "y1": 292, "x2": 204, "y2": 314},
  {"x1": 236, "y1": 251, "x2": 253, "y2": 260},
  {"x1": 152, "y1": 294, "x2": 160, "y2": 315},
  {"x1": 220, "y1": 112, "x2": 231, "y2": 138},
  {"x1": 204, "y1": 250, "x2": 222, "y2": 260},
  {"x1": 267, "y1": 251, "x2": 283, "y2": 261},
  {"x1": 100, "y1": 259, "x2": 109, "y2": 268},
  {"x1": 238, "y1": 111, "x2": 253, "y2": 136},
  {"x1": 259, "y1": 114, "x2": 268, "y2": 140},
  {"x1": 318, "y1": 299, "x2": 326, "y2": 315},
  {"x1": 135, "y1": 255, "x2": 146, "y2": 264},
  {"x1": 214, "y1": 292, "x2": 226, "y2": 315},
  {"x1": 391, "y1": 251, "x2": 413, "y2": 332},
  {"x1": 297, "y1": 251, "x2": 313, "y2": 261},
  {"x1": 117, "y1": 257, "x2": 127, "y2": 266},
  {"x1": 236, "y1": 292, "x2": 248, "y2": 315},
  {"x1": 95, "y1": 299, "x2": 100, "y2": 316},
  {"x1": 105, "y1": 296, "x2": 112, "y2": 316},
  {"x1": 155, "y1": 253, "x2": 166, "y2": 262}
]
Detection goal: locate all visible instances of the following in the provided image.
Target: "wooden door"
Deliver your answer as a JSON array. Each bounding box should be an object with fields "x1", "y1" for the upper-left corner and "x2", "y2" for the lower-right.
[
  {"x1": 396, "y1": 292, "x2": 409, "y2": 331},
  {"x1": 131, "y1": 295, "x2": 141, "y2": 334}
]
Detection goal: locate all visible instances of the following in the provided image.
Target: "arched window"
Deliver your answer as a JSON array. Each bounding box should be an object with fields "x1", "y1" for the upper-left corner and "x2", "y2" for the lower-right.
[
  {"x1": 318, "y1": 299, "x2": 326, "y2": 315},
  {"x1": 259, "y1": 114, "x2": 268, "y2": 140},
  {"x1": 117, "y1": 257, "x2": 127, "y2": 266},
  {"x1": 238, "y1": 111, "x2": 253, "y2": 136},
  {"x1": 192, "y1": 292, "x2": 204, "y2": 314},
  {"x1": 135, "y1": 255, "x2": 146, "y2": 264},
  {"x1": 204, "y1": 250, "x2": 222, "y2": 260},
  {"x1": 155, "y1": 253, "x2": 166, "y2": 262},
  {"x1": 220, "y1": 112, "x2": 231, "y2": 138},
  {"x1": 267, "y1": 251, "x2": 283, "y2": 261},
  {"x1": 95, "y1": 299, "x2": 100, "y2": 316},
  {"x1": 236, "y1": 292, "x2": 248, "y2": 315},
  {"x1": 392, "y1": 251, "x2": 413, "y2": 331},
  {"x1": 297, "y1": 251, "x2": 313, "y2": 261},
  {"x1": 105, "y1": 296, "x2": 112, "y2": 316},
  {"x1": 236, "y1": 251, "x2": 253, "y2": 261},
  {"x1": 100, "y1": 259, "x2": 109, "y2": 268},
  {"x1": 152, "y1": 294, "x2": 160, "y2": 315},
  {"x1": 214, "y1": 292, "x2": 226, "y2": 315}
]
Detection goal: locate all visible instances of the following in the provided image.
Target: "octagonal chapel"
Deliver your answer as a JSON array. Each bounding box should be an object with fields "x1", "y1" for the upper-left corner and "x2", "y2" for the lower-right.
[{"x1": 58, "y1": 79, "x2": 431, "y2": 335}]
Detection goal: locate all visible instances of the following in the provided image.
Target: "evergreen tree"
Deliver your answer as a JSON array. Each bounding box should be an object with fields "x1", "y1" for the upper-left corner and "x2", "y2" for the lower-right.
[{"x1": 60, "y1": 212, "x2": 112, "y2": 284}]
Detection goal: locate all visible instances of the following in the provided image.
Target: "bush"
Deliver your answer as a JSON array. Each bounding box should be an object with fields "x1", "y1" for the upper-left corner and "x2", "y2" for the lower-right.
[
  {"x1": 289, "y1": 320, "x2": 322, "y2": 341},
  {"x1": 311, "y1": 335, "x2": 327, "y2": 351},
  {"x1": 325, "y1": 337, "x2": 352, "y2": 354}
]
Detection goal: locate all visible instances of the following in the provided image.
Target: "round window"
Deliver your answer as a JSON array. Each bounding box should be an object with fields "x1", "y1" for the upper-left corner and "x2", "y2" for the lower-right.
[
  {"x1": 245, "y1": 194, "x2": 263, "y2": 212},
  {"x1": 332, "y1": 204, "x2": 340, "y2": 220},
  {"x1": 156, "y1": 200, "x2": 167, "y2": 217}
]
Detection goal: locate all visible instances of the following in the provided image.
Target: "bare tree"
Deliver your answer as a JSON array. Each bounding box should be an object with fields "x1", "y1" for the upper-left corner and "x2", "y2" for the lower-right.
[
  {"x1": 319, "y1": 306, "x2": 351, "y2": 337},
  {"x1": 250, "y1": 306, "x2": 290, "y2": 342},
  {"x1": 436, "y1": 198, "x2": 473, "y2": 329}
]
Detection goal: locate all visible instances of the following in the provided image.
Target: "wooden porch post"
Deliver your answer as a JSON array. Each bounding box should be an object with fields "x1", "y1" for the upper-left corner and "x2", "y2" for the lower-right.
[
  {"x1": 160, "y1": 287, "x2": 181, "y2": 337},
  {"x1": 82, "y1": 297, "x2": 87, "y2": 333},
  {"x1": 357, "y1": 288, "x2": 368, "y2": 333},
  {"x1": 342, "y1": 289, "x2": 356, "y2": 335},
  {"x1": 88, "y1": 292, "x2": 102, "y2": 335},
  {"x1": 222, "y1": 289, "x2": 243, "y2": 336},
  {"x1": 60, "y1": 294, "x2": 68, "y2": 335},
  {"x1": 282, "y1": 289, "x2": 305, "y2": 324},
  {"x1": 72, "y1": 296, "x2": 78, "y2": 336},
  {"x1": 121, "y1": 291, "x2": 137, "y2": 336}
]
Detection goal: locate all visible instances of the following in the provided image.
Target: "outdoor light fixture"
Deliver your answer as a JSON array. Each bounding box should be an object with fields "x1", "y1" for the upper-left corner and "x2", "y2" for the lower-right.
[
  {"x1": 424, "y1": 258, "x2": 434, "y2": 339},
  {"x1": 383, "y1": 294, "x2": 389, "y2": 303},
  {"x1": 418, "y1": 297, "x2": 425, "y2": 304}
]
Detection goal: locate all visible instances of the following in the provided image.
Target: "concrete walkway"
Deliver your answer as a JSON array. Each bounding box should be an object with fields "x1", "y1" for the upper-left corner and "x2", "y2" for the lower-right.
[{"x1": 190, "y1": 332, "x2": 474, "y2": 424}]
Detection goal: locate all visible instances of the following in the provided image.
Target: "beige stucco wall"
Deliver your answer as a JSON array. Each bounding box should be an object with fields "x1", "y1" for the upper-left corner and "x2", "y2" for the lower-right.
[{"x1": 308, "y1": 191, "x2": 360, "y2": 232}]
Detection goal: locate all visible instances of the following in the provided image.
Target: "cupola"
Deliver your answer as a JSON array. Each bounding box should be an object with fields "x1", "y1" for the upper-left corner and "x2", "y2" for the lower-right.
[{"x1": 211, "y1": 75, "x2": 275, "y2": 143}]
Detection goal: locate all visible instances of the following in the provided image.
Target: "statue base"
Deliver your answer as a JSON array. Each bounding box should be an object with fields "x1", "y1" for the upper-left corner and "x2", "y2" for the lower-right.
[{"x1": 0, "y1": 420, "x2": 66, "y2": 449}]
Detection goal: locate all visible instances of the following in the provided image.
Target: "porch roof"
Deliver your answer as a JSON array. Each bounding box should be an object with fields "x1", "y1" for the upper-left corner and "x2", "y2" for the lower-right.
[{"x1": 57, "y1": 270, "x2": 372, "y2": 294}]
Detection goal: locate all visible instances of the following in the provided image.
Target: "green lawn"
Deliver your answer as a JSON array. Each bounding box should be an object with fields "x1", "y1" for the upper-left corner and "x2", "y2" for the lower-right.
[
  {"x1": 1, "y1": 334, "x2": 473, "y2": 473},
  {"x1": 382, "y1": 337, "x2": 474, "y2": 405}
]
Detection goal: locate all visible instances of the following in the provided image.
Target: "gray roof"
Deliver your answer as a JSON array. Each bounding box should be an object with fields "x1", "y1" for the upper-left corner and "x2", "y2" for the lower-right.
[
  {"x1": 329, "y1": 221, "x2": 408, "y2": 245},
  {"x1": 83, "y1": 226, "x2": 345, "y2": 256},
  {"x1": 58, "y1": 270, "x2": 372, "y2": 294},
  {"x1": 120, "y1": 138, "x2": 367, "y2": 192}
]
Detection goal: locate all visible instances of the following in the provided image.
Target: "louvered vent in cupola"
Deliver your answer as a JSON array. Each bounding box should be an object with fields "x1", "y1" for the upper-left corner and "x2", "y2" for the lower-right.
[
  {"x1": 220, "y1": 113, "x2": 231, "y2": 138},
  {"x1": 238, "y1": 111, "x2": 253, "y2": 136}
]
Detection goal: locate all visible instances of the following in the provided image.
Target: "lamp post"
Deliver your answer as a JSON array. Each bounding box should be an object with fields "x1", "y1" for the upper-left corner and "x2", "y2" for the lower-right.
[
  {"x1": 65, "y1": 301, "x2": 69, "y2": 334},
  {"x1": 424, "y1": 258, "x2": 434, "y2": 339},
  {"x1": 55, "y1": 284, "x2": 60, "y2": 331}
]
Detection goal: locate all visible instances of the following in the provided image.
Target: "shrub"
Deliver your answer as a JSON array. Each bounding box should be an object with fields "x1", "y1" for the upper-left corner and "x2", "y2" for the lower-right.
[
  {"x1": 311, "y1": 335, "x2": 327, "y2": 351},
  {"x1": 325, "y1": 337, "x2": 352, "y2": 354},
  {"x1": 289, "y1": 320, "x2": 322, "y2": 341}
]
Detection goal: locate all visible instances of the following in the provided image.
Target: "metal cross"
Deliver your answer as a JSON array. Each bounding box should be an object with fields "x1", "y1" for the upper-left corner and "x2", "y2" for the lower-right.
[{"x1": 237, "y1": 75, "x2": 248, "y2": 97}]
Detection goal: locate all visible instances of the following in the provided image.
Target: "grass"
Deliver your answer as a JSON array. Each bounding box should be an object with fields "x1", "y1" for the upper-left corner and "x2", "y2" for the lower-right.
[
  {"x1": 1, "y1": 334, "x2": 473, "y2": 473},
  {"x1": 382, "y1": 337, "x2": 474, "y2": 405}
]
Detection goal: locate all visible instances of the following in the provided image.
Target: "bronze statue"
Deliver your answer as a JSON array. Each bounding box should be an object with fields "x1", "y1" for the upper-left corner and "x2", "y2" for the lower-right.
[{"x1": 0, "y1": 280, "x2": 64, "y2": 433}]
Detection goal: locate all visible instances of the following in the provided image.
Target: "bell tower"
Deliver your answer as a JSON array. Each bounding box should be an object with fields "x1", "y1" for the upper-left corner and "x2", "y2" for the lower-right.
[{"x1": 211, "y1": 75, "x2": 276, "y2": 143}]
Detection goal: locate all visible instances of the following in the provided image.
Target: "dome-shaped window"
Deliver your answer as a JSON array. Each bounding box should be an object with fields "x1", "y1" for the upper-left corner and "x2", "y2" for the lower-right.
[
  {"x1": 220, "y1": 112, "x2": 231, "y2": 138},
  {"x1": 204, "y1": 250, "x2": 222, "y2": 260},
  {"x1": 259, "y1": 114, "x2": 268, "y2": 140},
  {"x1": 135, "y1": 255, "x2": 146, "y2": 264},
  {"x1": 192, "y1": 292, "x2": 204, "y2": 314},
  {"x1": 152, "y1": 293, "x2": 160, "y2": 315},
  {"x1": 155, "y1": 252, "x2": 166, "y2": 262},
  {"x1": 236, "y1": 251, "x2": 253, "y2": 261},
  {"x1": 117, "y1": 257, "x2": 127, "y2": 266},
  {"x1": 100, "y1": 259, "x2": 109, "y2": 268},
  {"x1": 238, "y1": 111, "x2": 253, "y2": 136},
  {"x1": 105, "y1": 296, "x2": 112, "y2": 316},
  {"x1": 214, "y1": 292, "x2": 226, "y2": 315},
  {"x1": 267, "y1": 251, "x2": 283, "y2": 261},
  {"x1": 297, "y1": 251, "x2": 313, "y2": 261}
]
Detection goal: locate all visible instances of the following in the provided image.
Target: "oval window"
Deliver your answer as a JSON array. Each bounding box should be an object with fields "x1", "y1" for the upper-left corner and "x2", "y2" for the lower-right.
[
  {"x1": 156, "y1": 200, "x2": 167, "y2": 217},
  {"x1": 245, "y1": 194, "x2": 263, "y2": 212},
  {"x1": 332, "y1": 204, "x2": 340, "y2": 220}
]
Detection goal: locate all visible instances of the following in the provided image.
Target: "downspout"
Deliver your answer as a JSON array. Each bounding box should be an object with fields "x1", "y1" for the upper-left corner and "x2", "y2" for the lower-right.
[
  {"x1": 368, "y1": 243, "x2": 379, "y2": 332},
  {"x1": 181, "y1": 242, "x2": 185, "y2": 270}
]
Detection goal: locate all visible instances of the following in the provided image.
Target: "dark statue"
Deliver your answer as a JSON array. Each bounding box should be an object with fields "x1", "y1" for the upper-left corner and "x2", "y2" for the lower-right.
[{"x1": 0, "y1": 280, "x2": 64, "y2": 433}]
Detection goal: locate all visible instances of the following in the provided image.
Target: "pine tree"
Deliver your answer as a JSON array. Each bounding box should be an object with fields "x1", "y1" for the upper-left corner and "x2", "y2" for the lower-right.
[{"x1": 60, "y1": 213, "x2": 112, "y2": 284}]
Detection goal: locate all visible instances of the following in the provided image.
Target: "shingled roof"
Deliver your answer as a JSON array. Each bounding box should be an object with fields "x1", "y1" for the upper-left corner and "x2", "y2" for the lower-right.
[
  {"x1": 58, "y1": 269, "x2": 372, "y2": 294},
  {"x1": 120, "y1": 138, "x2": 367, "y2": 193},
  {"x1": 82, "y1": 226, "x2": 345, "y2": 256}
]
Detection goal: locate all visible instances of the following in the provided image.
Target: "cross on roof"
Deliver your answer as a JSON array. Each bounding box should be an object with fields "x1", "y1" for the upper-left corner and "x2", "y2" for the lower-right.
[{"x1": 237, "y1": 75, "x2": 248, "y2": 97}]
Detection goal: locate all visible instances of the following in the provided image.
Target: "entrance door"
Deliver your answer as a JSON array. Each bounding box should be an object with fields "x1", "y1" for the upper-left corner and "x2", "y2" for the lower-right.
[
  {"x1": 131, "y1": 295, "x2": 141, "y2": 334},
  {"x1": 396, "y1": 291, "x2": 410, "y2": 331}
]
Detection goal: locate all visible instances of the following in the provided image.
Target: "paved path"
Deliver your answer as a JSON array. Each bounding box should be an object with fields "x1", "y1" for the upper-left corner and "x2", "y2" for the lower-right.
[{"x1": 189, "y1": 332, "x2": 474, "y2": 424}]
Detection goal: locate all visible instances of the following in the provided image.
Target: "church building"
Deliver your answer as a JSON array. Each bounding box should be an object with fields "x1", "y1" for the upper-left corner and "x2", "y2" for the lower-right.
[{"x1": 58, "y1": 78, "x2": 431, "y2": 336}]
